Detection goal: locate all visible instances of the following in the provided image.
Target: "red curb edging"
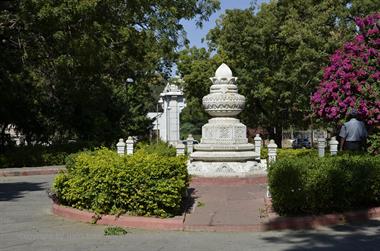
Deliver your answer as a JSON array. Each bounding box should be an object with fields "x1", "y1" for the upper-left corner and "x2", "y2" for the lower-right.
[
  {"x1": 52, "y1": 202, "x2": 380, "y2": 232},
  {"x1": 264, "y1": 207, "x2": 380, "y2": 230},
  {"x1": 52, "y1": 203, "x2": 184, "y2": 231},
  {"x1": 190, "y1": 176, "x2": 268, "y2": 186},
  {"x1": 0, "y1": 166, "x2": 65, "y2": 177}
]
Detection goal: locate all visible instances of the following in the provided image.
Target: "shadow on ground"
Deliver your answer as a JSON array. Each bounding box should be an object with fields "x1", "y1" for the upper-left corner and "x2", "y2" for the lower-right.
[
  {"x1": 262, "y1": 219, "x2": 380, "y2": 250},
  {"x1": 0, "y1": 182, "x2": 46, "y2": 201}
]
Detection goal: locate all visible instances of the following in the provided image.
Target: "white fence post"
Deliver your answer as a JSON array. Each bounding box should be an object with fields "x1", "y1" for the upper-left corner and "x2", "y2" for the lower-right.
[
  {"x1": 116, "y1": 138, "x2": 125, "y2": 156},
  {"x1": 186, "y1": 134, "x2": 194, "y2": 154},
  {"x1": 329, "y1": 136, "x2": 339, "y2": 156},
  {"x1": 318, "y1": 137, "x2": 326, "y2": 157},
  {"x1": 126, "y1": 136, "x2": 134, "y2": 155},
  {"x1": 268, "y1": 139, "x2": 278, "y2": 164},
  {"x1": 176, "y1": 142, "x2": 185, "y2": 156},
  {"x1": 254, "y1": 134, "x2": 262, "y2": 160}
]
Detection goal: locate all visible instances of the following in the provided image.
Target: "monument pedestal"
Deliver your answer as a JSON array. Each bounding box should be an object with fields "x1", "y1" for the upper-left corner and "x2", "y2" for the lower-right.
[{"x1": 188, "y1": 64, "x2": 265, "y2": 177}]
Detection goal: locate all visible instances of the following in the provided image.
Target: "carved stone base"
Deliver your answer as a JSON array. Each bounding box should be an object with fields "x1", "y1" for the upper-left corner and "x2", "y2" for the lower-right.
[{"x1": 188, "y1": 160, "x2": 267, "y2": 177}]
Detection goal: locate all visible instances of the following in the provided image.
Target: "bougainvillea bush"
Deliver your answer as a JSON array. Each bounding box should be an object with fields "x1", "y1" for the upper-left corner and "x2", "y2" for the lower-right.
[{"x1": 311, "y1": 13, "x2": 380, "y2": 126}]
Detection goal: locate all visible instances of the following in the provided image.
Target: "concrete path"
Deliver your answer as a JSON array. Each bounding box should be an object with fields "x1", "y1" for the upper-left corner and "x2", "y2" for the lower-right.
[{"x1": 2, "y1": 175, "x2": 380, "y2": 251}]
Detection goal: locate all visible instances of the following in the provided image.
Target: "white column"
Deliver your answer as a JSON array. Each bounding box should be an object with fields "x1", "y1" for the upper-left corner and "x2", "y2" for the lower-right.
[
  {"x1": 329, "y1": 136, "x2": 339, "y2": 156},
  {"x1": 318, "y1": 138, "x2": 326, "y2": 157},
  {"x1": 254, "y1": 134, "x2": 262, "y2": 159},
  {"x1": 268, "y1": 139, "x2": 278, "y2": 164},
  {"x1": 116, "y1": 138, "x2": 125, "y2": 156},
  {"x1": 126, "y1": 136, "x2": 134, "y2": 155},
  {"x1": 186, "y1": 134, "x2": 194, "y2": 154}
]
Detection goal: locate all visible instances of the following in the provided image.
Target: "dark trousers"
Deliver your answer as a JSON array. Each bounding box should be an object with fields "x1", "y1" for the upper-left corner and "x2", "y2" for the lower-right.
[{"x1": 344, "y1": 141, "x2": 362, "y2": 151}]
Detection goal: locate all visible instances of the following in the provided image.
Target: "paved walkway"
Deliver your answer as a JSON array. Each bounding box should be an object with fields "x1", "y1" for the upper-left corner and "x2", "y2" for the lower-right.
[{"x1": 2, "y1": 174, "x2": 380, "y2": 250}]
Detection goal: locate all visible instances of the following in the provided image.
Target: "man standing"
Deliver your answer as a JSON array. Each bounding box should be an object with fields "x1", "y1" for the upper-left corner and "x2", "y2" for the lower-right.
[{"x1": 339, "y1": 109, "x2": 368, "y2": 151}]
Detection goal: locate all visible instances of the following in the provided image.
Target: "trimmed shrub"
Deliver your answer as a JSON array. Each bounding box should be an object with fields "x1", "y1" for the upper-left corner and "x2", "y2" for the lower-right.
[
  {"x1": 261, "y1": 148, "x2": 317, "y2": 160},
  {"x1": 135, "y1": 141, "x2": 176, "y2": 157},
  {"x1": 53, "y1": 148, "x2": 188, "y2": 218},
  {"x1": 269, "y1": 154, "x2": 380, "y2": 216}
]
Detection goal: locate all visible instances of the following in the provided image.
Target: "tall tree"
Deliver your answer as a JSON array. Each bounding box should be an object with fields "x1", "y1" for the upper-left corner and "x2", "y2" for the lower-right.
[
  {"x1": 0, "y1": 0, "x2": 220, "y2": 146},
  {"x1": 205, "y1": 0, "x2": 379, "y2": 144}
]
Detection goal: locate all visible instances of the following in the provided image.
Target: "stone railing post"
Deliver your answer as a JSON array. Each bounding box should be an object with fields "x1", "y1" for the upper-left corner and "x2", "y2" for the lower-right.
[
  {"x1": 186, "y1": 134, "x2": 194, "y2": 154},
  {"x1": 254, "y1": 134, "x2": 262, "y2": 160},
  {"x1": 126, "y1": 136, "x2": 134, "y2": 155},
  {"x1": 268, "y1": 139, "x2": 278, "y2": 164},
  {"x1": 176, "y1": 142, "x2": 185, "y2": 156},
  {"x1": 318, "y1": 138, "x2": 326, "y2": 157},
  {"x1": 329, "y1": 136, "x2": 339, "y2": 156},
  {"x1": 116, "y1": 138, "x2": 125, "y2": 156}
]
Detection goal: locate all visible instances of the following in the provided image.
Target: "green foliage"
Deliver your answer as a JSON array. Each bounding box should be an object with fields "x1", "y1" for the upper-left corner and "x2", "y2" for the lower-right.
[
  {"x1": 135, "y1": 141, "x2": 176, "y2": 157},
  {"x1": 203, "y1": 0, "x2": 380, "y2": 134},
  {"x1": 269, "y1": 154, "x2": 380, "y2": 216},
  {"x1": 104, "y1": 226, "x2": 127, "y2": 236},
  {"x1": 0, "y1": 0, "x2": 219, "y2": 146},
  {"x1": 260, "y1": 148, "x2": 317, "y2": 160},
  {"x1": 0, "y1": 143, "x2": 94, "y2": 168},
  {"x1": 53, "y1": 148, "x2": 189, "y2": 218},
  {"x1": 368, "y1": 128, "x2": 380, "y2": 155}
]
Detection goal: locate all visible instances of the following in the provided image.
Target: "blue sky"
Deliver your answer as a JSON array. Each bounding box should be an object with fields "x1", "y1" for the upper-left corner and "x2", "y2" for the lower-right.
[{"x1": 181, "y1": 0, "x2": 267, "y2": 48}]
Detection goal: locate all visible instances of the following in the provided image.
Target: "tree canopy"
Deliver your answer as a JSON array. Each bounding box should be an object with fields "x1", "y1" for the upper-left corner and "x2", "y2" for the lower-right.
[
  {"x1": 177, "y1": 0, "x2": 380, "y2": 143},
  {"x1": 0, "y1": 0, "x2": 219, "y2": 146}
]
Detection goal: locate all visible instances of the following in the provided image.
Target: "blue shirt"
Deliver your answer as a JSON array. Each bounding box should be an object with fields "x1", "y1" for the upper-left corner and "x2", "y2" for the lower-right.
[{"x1": 339, "y1": 118, "x2": 368, "y2": 142}]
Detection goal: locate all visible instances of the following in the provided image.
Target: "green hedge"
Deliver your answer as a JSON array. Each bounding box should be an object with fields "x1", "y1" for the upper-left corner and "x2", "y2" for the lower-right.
[
  {"x1": 261, "y1": 148, "x2": 317, "y2": 160},
  {"x1": 268, "y1": 154, "x2": 380, "y2": 216},
  {"x1": 135, "y1": 141, "x2": 176, "y2": 157},
  {"x1": 53, "y1": 148, "x2": 188, "y2": 218}
]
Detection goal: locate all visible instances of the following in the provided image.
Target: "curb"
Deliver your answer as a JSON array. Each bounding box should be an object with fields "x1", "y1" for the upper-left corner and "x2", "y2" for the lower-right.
[
  {"x1": 52, "y1": 202, "x2": 380, "y2": 232},
  {"x1": 0, "y1": 166, "x2": 65, "y2": 177},
  {"x1": 190, "y1": 175, "x2": 267, "y2": 186},
  {"x1": 52, "y1": 203, "x2": 184, "y2": 231}
]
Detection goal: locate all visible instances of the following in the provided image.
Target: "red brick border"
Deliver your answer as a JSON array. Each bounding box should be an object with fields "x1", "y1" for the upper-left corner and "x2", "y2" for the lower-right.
[
  {"x1": 0, "y1": 166, "x2": 65, "y2": 177},
  {"x1": 52, "y1": 202, "x2": 380, "y2": 232},
  {"x1": 52, "y1": 203, "x2": 184, "y2": 231}
]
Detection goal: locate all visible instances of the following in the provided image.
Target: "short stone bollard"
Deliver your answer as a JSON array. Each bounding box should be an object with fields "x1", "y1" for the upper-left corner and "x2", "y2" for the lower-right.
[
  {"x1": 126, "y1": 136, "x2": 134, "y2": 155},
  {"x1": 186, "y1": 134, "x2": 194, "y2": 154},
  {"x1": 254, "y1": 134, "x2": 262, "y2": 160},
  {"x1": 116, "y1": 138, "x2": 125, "y2": 156},
  {"x1": 318, "y1": 138, "x2": 326, "y2": 157},
  {"x1": 268, "y1": 139, "x2": 278, "y2": 164},
  {"x1": 329, "y1": 136, "x2": 339, "y2": 156},
  {"x1": 176, "y1": 142, "x2": 185, "y2": 156}
]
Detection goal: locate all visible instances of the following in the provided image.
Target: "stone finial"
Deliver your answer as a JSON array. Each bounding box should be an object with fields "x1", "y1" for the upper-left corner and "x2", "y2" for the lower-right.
[
  {"x1": 116, "y1": 138, "x2": 125, "y2": 156},
  {"x1": 215, "y1": 63, "x2": 233, "y2": 78},
  {"x1": 329, "y1": 136, "x2": 339, "y2": 156}
]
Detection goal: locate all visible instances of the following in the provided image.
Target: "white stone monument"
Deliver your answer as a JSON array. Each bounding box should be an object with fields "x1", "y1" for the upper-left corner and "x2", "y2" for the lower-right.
[
  {"x1": 188, "y1": 63, "x2": 263, "y2": 177},
  {"x1": 147, "y1": 80, "x2": 186, "y2": 146}
]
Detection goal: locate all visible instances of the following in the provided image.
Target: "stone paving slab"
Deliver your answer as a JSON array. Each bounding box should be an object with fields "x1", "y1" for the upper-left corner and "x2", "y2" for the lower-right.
[{"x1": 185, "y1": 181, "x2": 268, "y2": 227}]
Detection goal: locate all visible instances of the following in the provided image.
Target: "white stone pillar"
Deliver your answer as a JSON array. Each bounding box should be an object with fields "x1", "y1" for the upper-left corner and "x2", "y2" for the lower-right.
[
  {"x1": 176, "y1": 142, "x2": 185, "y2": 156},
  {"x1": 268, "y1": 139, "x2": 278, "y2": 164},
  {"x1": 186, "y1": 134, "x2": 194, "y2": 154},
  {"x1": 126, "y1": 136, "x2": 134, "y2": 155},
  {"x1": 254, "y1": 134, "x2": 262, "y2": 159},
  {"x1": 318, "y1": 138, "x2": 326, "y2": 157},
  {"x1": 116, "y1": 138, "x2": 125, "y2": 156},
  {"x1": 329, "y1": 136, "x2": 339, "y2": 156}
]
